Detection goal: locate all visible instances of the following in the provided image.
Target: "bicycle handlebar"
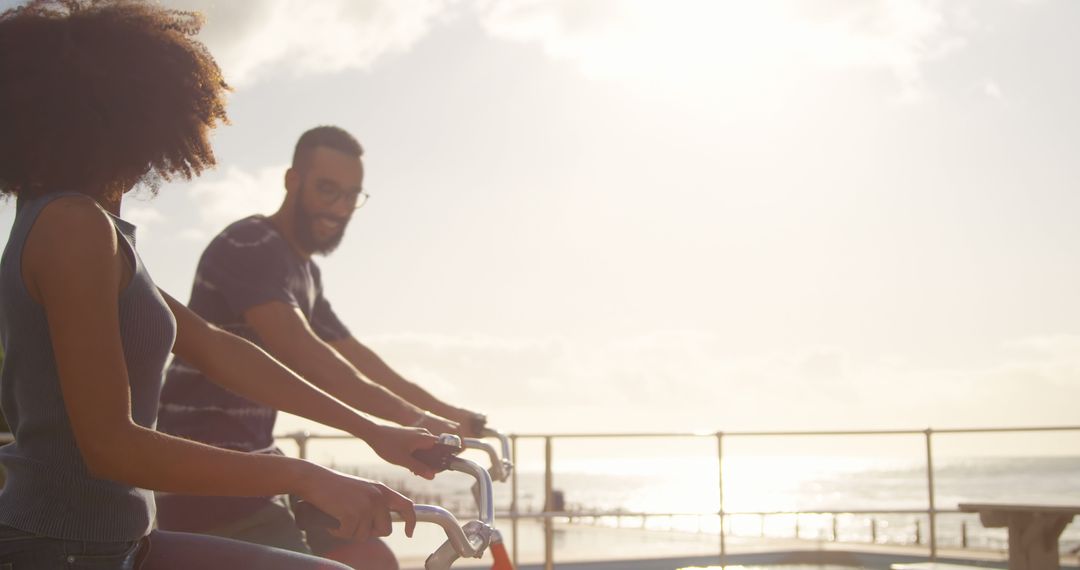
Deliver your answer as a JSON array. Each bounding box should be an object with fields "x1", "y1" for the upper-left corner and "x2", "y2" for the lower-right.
[
  {"x1": 409, "y1": 505, "x2": 490, "y2": 558},
  {"x1": 470, "y1": 427, "x2": 514, "y2": 482},
  {"x1": 479, "y1": 427, "x2": 510, "y2": 462},
  {"x1": 289, "y1": 428, "x2": 513, "y2": 570},
  {"x1": 293, "y1": 501, "x2": 493, "y2": 569},
  {"x1": 461, "y1": 438, "x2": 510, "y2": 483},
  {"x1": 293, "y1": 446, "x2": 497, "y2": 570},
  {"x1": 448, "y1": 456, "x2": 494, "y2": 525},
  {"x1": 413, "y1": 433, "x2": 463, "y2": 468}
]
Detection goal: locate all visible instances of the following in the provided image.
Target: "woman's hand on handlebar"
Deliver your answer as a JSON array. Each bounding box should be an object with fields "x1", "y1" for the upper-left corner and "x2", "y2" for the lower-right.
[
  {"x1": 368, "y1": 424, "x2": 440, "y2": 479},
  {"x1": 296, "y1": 466, "x2": 418, "y2": 542}
]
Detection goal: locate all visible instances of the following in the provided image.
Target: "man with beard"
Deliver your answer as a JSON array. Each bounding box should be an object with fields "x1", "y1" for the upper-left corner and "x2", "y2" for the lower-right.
[{"x1": 156, "y1": 126, "x2": 485, "y2": 569}]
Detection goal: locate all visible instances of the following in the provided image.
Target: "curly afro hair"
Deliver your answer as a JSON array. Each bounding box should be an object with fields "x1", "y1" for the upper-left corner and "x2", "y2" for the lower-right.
[{"x1": 0, "y1": 0, "x2": 229, "y2": 200}]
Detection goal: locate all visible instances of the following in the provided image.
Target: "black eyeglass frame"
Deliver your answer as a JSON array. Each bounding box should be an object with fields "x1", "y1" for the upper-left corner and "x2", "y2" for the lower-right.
[{"x1": 310, "y1": 179, "x2": 369, "y2": 210}]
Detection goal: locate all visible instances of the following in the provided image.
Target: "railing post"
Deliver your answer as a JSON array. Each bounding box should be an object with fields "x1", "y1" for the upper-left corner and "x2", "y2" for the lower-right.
[
  {"x1": 511, "y1": 434, "x2": 519, "y2": 570},
  {"x1": 293, "y1": 431, "x2": 310, "y2": 460},
  {"x1": 544, "y1": 436, "x2": 554, "y2": 570},
  {"x1": 871, "y1": 518, "x2": 877, "y2": 544},
  {"x1": 716, "y1": 432, "x2": 726, "y2": 565},
  {"x1": 924, "y1": 428, "x2": 937, "y2": 559}
]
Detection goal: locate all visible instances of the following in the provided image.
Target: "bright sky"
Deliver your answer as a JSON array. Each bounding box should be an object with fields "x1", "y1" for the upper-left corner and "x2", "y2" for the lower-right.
[{"x1": 3, "y1": 0, "x2": 1079, "y2": 455}]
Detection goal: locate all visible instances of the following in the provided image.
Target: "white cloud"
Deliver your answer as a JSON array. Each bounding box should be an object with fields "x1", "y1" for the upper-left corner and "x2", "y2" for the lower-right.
[
  {"x1": 360, "y1": 330, "x2": 1080, "y2": 437},
  {"x1": 122, "y1": 204, "x2": 165, "y2": 236},
  {"x1": 89, "y1": 0, "x2": 988, "y2": 101},
  {"x1": 186, "y1": 165, "x2": 287, "y2": 231},
  {"x1": 998, "y1": 335, "x2": 1080, "y2": 387},
  {"x1": 168, "y1": 0, "x2": 455, "y2": 87},
  {"x1": 0, "y1": 0, "x2": 1032, "y2": 101},
  {"x1": 123, "y1": 204, "x2": 164, "y2": 225},
  {"x1": 474, "y1": 0, "x2": 974, "y2": 102}
]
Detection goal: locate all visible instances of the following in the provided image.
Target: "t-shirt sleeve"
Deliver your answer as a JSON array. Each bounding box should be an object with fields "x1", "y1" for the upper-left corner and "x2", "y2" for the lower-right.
[
  {"x1": 197, "y1": 230, "x2": 301, "y2": 316},
  {"x1": 311, "y1": 293, "x2": 351, "y2": 342}
]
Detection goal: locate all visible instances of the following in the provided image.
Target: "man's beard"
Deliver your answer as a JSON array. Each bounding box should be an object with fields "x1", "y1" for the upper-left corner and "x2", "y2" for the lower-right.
[{"x1": 295, "y1": 185, "x2": 348, "y2": 255}]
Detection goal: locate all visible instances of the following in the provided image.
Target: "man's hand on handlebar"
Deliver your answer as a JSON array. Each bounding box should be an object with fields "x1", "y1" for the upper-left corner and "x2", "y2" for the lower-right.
[
  {"x1": 416, "y1": 409, "x2": 487, "y2": 439},
  {"x1": 417, "y1": 413, "x2": 460, "y2": 440},
  {"x1": 445, "y1": 408, "x2": 487, "y2": 438},
  {"x1": 367, "y1": 424, "x2": 440, "y2": 479},
  {"x1": 295, "y1": 466, "x2": 418, "y2": 542}
]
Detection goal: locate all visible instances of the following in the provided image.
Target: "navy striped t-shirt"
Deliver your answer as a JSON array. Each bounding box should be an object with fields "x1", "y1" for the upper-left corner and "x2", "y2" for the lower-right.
[{"x1": 156, "y1": 215, "x2": 349, "y2": 529}]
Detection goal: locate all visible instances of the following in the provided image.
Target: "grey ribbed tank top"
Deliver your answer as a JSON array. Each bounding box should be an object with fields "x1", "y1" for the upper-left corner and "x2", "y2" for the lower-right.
[{"x1": 0, "y1": 192, "x2": 177, "y2": 541}]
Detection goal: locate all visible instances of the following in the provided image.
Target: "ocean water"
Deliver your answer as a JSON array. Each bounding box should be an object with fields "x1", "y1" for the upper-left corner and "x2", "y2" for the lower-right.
[
  {"x1": 331, "y1": 453, "x2": 1080, "y2": 565},
  {"x1": 681, "y1": 567, "x2": 873, "y2": 570}
]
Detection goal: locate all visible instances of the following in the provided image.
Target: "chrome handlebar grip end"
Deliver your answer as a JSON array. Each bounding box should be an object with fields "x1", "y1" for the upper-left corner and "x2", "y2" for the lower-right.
[
  {"x1": 462, "y1": 436, "x2": 514, "y2": 483},
  {"x1": 462, "y1": 438, "x2": 507, "y2": 482},
  {"x1": 486, "y1": 460, "x2": 512, "y2": 483},
  {"x1": 497, "y1": 459, "x2": 513, "y2": 482},
  {"x1": 479, "y1": 428, "x2": 513, "y2": 466}
]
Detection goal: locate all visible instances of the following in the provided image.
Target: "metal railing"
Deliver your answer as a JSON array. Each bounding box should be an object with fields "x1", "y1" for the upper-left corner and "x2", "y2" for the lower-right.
[
  {"x1": 3, "y1": 427, "x2": 1074, "y2": 568},
  {"x1": 277, "y1": 425, "x2": 1080, "y2": 569}
]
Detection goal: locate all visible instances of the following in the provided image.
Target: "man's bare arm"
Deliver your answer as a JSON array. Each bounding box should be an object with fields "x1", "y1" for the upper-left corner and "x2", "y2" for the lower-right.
[
  {"x1": 167, "y1": 292, "x2": 438, "y2": 479},
  {"x1": 244, "y1": 301, "x2": 427, "y2": 427},
  {"x1": 330, "y1": 336, "x2": 484, "y2": 433}
]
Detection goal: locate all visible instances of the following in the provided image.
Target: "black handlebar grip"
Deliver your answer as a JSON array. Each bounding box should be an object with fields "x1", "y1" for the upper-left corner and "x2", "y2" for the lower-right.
[
  {"x1": 411, "y1": 434, "x2": 463, "y2": 472},
  {"x1": 293, "y1": 500, "x2": 339, "y2": 531},
  {"x1": 469, "y1": 414, "x2": 488, "y2": 436},
  {"x1": 411, "y1": 442, "x2": 461, "y2": 472}
]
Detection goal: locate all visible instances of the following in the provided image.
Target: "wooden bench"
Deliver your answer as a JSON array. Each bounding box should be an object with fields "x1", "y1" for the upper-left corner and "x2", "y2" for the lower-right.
[{"x1": 959, "y1": 502, "x2": 1080, "y2": 570}]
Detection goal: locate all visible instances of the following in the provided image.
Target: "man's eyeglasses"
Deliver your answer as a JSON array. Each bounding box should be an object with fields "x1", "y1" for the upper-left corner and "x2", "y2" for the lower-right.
[{"x1": 311, "y1": 181, "x2": 369, "y2": 210}]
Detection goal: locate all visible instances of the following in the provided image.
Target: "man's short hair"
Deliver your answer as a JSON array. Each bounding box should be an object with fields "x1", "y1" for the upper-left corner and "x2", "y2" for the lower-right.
[{"x1": 292, "y1": 126, "x2": 363, "y2": 171}]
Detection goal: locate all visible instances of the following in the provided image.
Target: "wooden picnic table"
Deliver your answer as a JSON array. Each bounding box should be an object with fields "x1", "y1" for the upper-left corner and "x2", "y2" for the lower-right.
[{"x1": 959, "y1": 502, "x2": 1080, "y2": 570}]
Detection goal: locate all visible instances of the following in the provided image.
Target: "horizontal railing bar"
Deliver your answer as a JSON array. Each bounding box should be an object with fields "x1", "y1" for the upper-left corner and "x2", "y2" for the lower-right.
[
  {"x1": 510, "y1": 426, "x2": 1080, "y2": 438},
  {"x1": 5, "y1": 426, "x2": 1074, "y2": 446},
  {"x1": 269, "y1": 425, "x2": 1080, "y2": 442},
  {"x1": 496, "y1": 509, "x2": 964, "y2": 518},
  {"x1": 6, "y1": 426, "x2": 1075, "y2": 445},
  {"x1": 512, "y1": 431, "x2": 923, "y2": 438},
  {"x1": 925, "y1": 426, "x2": 1080, "y2": 434}
]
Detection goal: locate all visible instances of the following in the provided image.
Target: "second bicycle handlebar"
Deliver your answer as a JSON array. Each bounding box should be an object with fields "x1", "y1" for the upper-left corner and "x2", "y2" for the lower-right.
[{"x1": 293, "y1": 434, "x2": 498, "y2": 569}]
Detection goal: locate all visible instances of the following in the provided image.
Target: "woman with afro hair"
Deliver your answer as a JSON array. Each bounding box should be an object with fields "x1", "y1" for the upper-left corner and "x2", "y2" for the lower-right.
[{"x1": 0, "y1": 1, "x2": 440, "y2": 568}]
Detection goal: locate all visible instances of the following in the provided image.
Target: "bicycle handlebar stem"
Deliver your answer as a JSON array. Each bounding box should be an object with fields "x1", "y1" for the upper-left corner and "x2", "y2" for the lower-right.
[
  {"x1": 461, "y1": 438, "x2": 512, "y2": 482},
  {"x1": 447, "y1": 456, "x2": 495, "y2": 525},
  {"x1": 408, "y1": 454, "x2": 497, "y2": 569}
]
